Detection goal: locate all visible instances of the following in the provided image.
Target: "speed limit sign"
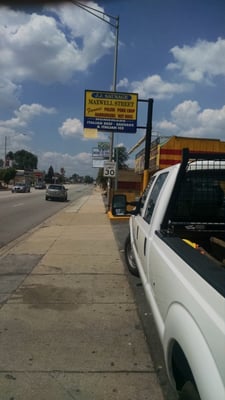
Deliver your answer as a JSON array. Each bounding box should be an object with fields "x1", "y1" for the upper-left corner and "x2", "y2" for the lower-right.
[{"x1": 104, "y1": 161, "x2": 116, "y2": 177}]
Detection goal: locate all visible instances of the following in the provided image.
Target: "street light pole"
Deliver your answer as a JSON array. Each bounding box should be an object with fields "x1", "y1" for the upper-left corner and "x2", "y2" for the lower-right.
[
  {"x1": 107, "y1": 15, "x2": 119, "y2": 210},
  {"x1": 109, "y1": 14, "x2": 119, "y2": 161},
  {"x1": 71, "y1": 1, "x2": 119, "y2": 210},
  {"x1": 4, "y1": 136, "x2": 7, "y2": 167}
]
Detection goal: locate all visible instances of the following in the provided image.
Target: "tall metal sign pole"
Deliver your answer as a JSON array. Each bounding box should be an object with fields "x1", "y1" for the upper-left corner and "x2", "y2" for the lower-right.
[
  {"x1": 109, "y1": 16, "x2": 119, "y2": 161},
  {"x1": 108, "y1": 15, "x2": 119, "y2": 211},
  {"x1": 71, "y1": 1, "x2": 119, "y2": 210},
  {"x1": 143, "y1": 98, "x2": 153, "y2": 191},
  {"x1": 136, "y1": 98, "x2": 154, "y2": 191}
]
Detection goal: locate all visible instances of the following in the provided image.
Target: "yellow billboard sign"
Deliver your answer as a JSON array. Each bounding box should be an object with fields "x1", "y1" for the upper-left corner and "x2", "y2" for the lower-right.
[{"x1": 84, "y1": 90, "x2": 138, "y2": 133}]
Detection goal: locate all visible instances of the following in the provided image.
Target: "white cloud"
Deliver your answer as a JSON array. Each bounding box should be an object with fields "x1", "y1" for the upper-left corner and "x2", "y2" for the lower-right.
[
  {"x1": 1, "y1": 103, "x2": 56, "y2": 129},
  {"x1": 117, "y1": 74, "x2": 191, "y2": 99},
  {"x1": 157, "y1": 120, "x2": 177, "y2": 131},
  {"x1": 117, "y1": 78, "x2": 129, "y2": 89},
  {"x1": 39, "y1": 150, "x2": 93, "y2": 176},
  {"x1": 117, "y1": 38, "x2": 225, "y2": 98},
  {"x1": 171, "y1": 100, "x2": 201, "y2": 128},
  {"x1": 58, "y1": 117, "x2": 109, "y2": 142},
  {"x1": 198, "y1": 106, "x2": 225, "y2": 131},
  {"x1": 47, "y1": 2, "x2": 115, "y2": 62},
  {"x1": 167, "y1": 38, "x2": 225, "y2": 83},
  {"x1": 0, "y1": 103, "x2": 56, "y2": 158},
  {"x1": 0, "y1": 79, "x2": 21, "y2": 109},
  {"x1": 59, "y1": 118, "x2": 83, "y2": 138},
  {"x1": 156, "y1": 100, "x2": 225, "y2": 139},
  {"x1": 0, "y1": 4, "x2": 114, "y2": 86}
]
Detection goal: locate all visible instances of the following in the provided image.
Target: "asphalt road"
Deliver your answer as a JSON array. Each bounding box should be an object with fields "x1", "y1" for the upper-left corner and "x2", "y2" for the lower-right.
[{"x1": 0, "y1": 184, "x2": 92, "y2": 249}]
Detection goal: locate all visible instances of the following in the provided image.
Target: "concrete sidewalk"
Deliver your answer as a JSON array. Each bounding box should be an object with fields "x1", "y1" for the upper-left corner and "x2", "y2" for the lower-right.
[{"x1": 0, "y1": 189, "x2": 164, "y2": 400}]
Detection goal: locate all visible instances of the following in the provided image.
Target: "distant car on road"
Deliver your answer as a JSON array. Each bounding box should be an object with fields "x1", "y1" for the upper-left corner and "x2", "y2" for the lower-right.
[
  {"x1": 35, "y1": 182, "x2": 46, "y2": 189},
  {"x1": 45, "y1": 184, "x2": 68, "y2": 201},
  {"x1": 11, "y1": 183, "x2": 31, "y2": 193}
]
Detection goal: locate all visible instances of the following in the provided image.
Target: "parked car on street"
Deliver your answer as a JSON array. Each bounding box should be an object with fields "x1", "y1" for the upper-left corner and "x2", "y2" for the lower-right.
[
  {"x1": 35, "y1": 182, "x2": 46, "y2": 189},
  {"x1": 45, "y1": 184, "x2": 68, "y2": 201},
  {"x1": 11, "y1": 183, "x2": 31, "y2": 193}
]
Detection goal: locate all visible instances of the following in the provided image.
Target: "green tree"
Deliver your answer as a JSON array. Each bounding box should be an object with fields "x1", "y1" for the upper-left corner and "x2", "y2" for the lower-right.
[
  {"x1": 14, "y1": 149, "x2": 38, "y2": 169},
  {"x1": 0, "y1": 167, "x2": 16, "y2": 185},
  {"x1": 84, "y1": 175, "x2": 94, "y2": 184},
  {"x1": 0, "y1": 159, "x2": 4, "y2": 168},
  {"x1": 70, "y1": 173, "x2": 80, "y2": 183},
  {"x1": 6, "y1": 151, "x2": 14, "y2": 161},
  {"x1": 45, "y1": 165, "x2": 54, "y2": 183},
  {"x1": 114, "y1": 146, "x2": 129, "y2": 169}
]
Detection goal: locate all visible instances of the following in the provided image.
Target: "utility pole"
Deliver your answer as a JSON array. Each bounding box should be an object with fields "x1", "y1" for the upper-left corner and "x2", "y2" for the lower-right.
[{"x1": 4, "y1": 136, "x2": 7, "y2": 167}]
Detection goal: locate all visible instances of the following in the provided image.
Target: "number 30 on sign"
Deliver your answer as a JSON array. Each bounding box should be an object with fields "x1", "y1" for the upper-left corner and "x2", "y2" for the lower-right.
[{"x1": 104, "y1": 161, "x2": 116, "y2": 177}]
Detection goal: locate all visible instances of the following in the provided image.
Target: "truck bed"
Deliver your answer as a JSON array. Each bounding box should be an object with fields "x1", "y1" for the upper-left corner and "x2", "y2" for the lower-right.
[
  {"x1": 161, "y1": 155, "x2": 225, "y2": 290},
  {"x1": 157, "y1": 230, "x2": 225, "y2": 298}
]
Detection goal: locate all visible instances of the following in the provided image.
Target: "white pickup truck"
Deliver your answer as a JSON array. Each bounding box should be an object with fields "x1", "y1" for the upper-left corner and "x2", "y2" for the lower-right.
[{"x1": 124, "y1": 149, "x2": 225, "y2": 400}]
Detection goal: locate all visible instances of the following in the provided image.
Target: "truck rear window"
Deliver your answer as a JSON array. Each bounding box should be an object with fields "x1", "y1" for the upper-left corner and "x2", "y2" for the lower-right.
[{"x1": 173, "y1": 169, "x2": 225, "y2": 224}]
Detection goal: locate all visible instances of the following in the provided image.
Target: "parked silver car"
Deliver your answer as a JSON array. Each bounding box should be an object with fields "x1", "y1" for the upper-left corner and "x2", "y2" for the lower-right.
[
  {"x1": 11, "y1": 183, "x2": 31, "y2": 193},
  {"x1": 45, "y1": 184, "x2": 68, "y2": 201}
]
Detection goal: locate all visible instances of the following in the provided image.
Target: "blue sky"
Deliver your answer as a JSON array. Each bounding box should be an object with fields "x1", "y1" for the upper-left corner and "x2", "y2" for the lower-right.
[{"x1": 0, "y1": 0, "x2": 224, "y2": 177}]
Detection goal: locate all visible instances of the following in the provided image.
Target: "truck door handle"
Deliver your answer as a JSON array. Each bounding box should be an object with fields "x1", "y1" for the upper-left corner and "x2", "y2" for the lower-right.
[{"x1": 144, "y1": 238, "x2": 147, "y2": 256}]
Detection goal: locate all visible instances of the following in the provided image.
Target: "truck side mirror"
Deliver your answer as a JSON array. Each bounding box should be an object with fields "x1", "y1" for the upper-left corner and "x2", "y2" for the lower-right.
[{"x1": 112, "y1": 194, "x2": 127, "y2": 216}]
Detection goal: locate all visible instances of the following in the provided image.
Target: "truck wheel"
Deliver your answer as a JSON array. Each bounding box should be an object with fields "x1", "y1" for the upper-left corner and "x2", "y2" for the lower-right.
[
  {"x1": 179, "y1": 381, "x2": 201, "y2": 400},
  {"x1": 124, "y1": 235, "x2": 139, "y2": 277}
]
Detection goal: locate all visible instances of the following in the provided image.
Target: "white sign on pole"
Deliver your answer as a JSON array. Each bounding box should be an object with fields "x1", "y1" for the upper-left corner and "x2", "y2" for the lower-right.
[
  {"x1": 103, "y1": 161, "x2": 116, "y2": 178},
  {"x1": 93, "y1": 159, "x2": 105, "y2": 168}
]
